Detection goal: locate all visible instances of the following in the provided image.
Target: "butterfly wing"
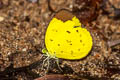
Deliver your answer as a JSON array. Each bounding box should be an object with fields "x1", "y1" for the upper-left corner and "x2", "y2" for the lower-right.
[{"x1": 45, "y1": 17, "x2": 93, "y2": 60}]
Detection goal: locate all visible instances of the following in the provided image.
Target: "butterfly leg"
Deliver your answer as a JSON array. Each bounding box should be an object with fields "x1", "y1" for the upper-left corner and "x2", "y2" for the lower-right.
[
  {"x1": 42, "y1": 56, "x2": 49, "y2": 70},
  {"x1": 46, "y1": 58, "x2": 50, "y2": 72},
  {"x1": 56, "y1": 58, "x2": 63, "y2": 72}
]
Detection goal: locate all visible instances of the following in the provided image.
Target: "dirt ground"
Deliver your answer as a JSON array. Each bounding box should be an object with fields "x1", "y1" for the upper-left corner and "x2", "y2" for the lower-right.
[{"x1": 0, "y1": 0, "x2": 120, "y2": 80}]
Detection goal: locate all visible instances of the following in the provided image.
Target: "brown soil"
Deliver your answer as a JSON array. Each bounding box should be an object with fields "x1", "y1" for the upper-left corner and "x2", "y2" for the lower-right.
[{"x1": 0, "y1": 0, "x2": 120, "y2": 80}]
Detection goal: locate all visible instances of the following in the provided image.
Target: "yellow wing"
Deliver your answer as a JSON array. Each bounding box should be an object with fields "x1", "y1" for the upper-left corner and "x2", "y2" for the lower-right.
[{"x1": 45, "y1": 17, "x2": 93, "y2": 60}]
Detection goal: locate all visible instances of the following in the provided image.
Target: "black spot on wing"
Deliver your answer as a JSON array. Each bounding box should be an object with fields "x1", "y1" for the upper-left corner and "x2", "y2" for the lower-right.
[
  {"x1": 66, "y1": 40, "x2": 71, "y2": 43},
  {"x1": 83, "y1": 44, "x2": 85, "y2": 46},
  {"x1": 50, "y1": 39, "x2": 53, "y2": 41},
  {"x1": 80, "y1": 34, "x2": 82, "y2": 37},
  {"x1": 71, "y1": 50, "x2": 73, "y2": 55},
  {"x1": 74, "y1": 26, "x2": 79, "y2": 28},
  {"x1": 76, "y1": 30, "x2": 79, "y2": 32},
  {"x1": 80, "y1": 40, "x2": 82, "y2": 42},
  {"x1": 61, "y1": 51, "x2": 63, "y2": 53},
  {"x1": 58, "y1": 44, "x2": 60, "y2": 46},
  {"x1": 66, "y1": 30, "x2": 71, "y2": 34},
  {"x1": 70, "y1": 50, "x2": 76, "y2": 57},
  {"x1": 52, "y1": 29, "x2": 58, "y2": 32}
]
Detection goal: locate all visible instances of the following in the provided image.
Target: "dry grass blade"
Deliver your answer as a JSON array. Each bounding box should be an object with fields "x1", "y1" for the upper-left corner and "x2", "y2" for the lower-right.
[{"x1": 108, "y1": 39, "x2": 120, "y2": 47}]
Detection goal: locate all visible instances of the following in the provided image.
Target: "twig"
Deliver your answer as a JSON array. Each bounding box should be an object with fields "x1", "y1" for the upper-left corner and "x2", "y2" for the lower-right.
[{"x1": 107, "y1": 39, "x2": 120, "y2": 47}]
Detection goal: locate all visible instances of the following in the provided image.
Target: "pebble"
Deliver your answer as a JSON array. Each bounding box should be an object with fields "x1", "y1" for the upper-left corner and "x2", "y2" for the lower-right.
[{"x1": 0, "y1": 16, "x2": 4, "y2": 22}]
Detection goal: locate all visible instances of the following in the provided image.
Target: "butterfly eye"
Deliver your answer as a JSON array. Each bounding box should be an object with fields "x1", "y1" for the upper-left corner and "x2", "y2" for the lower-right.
[{"x1": 42, "y1": 48, "x2": 48, "y2": 53}]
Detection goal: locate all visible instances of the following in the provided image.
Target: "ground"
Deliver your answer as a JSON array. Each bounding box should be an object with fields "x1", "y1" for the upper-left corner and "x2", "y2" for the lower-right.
[{"x1": 0, "y1": 0, "x2": 120, "y2": 80}]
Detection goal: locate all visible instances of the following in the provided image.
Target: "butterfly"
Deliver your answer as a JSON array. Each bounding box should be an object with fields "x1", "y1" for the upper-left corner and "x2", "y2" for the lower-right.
[{"x1": 43, "y1": 10, "x2": 93, "y2": 60}]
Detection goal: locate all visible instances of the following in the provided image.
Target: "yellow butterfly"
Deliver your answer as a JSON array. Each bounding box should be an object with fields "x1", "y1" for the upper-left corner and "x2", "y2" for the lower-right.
[{"x1": 43, "y1": 10, "x2": 93, "y2": 60}]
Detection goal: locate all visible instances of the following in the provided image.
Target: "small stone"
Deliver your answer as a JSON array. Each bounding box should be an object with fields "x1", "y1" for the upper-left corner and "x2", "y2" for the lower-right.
[
  {"x1": 0, "y1": 16, "x2": 4, "y2": 22},
  {"x1": 22, "y1": 48, "x2": 27, "y2": 52}
]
